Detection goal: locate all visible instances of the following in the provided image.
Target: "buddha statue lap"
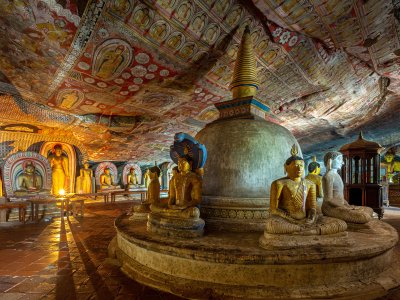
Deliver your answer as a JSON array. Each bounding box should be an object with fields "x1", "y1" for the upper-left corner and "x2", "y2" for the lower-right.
[
  {"x1": 322, "y1": 151, "x2": 373, "y2": 224},
  {"x1": 126, "y1": 168, "x2": 139, "y2": 190},
  {"x1": 100, "y1": 167, "x2": 119, "y2": 190},
  {"x1": 15, "y1": 162, "x2": 48, "y2": 195},
  {"x1": 261, "y1": 146, "x2": 347, "y2": 240}
]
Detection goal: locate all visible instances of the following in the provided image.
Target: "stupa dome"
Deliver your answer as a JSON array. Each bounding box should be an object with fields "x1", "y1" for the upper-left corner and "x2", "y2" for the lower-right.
[{"x1": 196, "y1": 117, "x2": 300, "y2": 199}]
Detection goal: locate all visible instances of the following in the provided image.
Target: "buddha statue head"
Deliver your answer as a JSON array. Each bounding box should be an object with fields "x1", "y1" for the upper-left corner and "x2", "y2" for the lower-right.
[
  {"x1": 308, "y1": 156, "x2": 321, "y2": 175},
  {"x1": 129, "y1": 167, "x2": 135, "y2": 174},
  {"x1": 324, "y1": 151, "x2": 343, "y2": 171},
  {"x1": 284, "y1": 145, "x2": 304, "y2": 180},
  {"x1": 384, "y1": 150, "x2": 395, "y2": 163},
  {"x1": 178, "y1": 156, "x2": 192, "y2": 173},
  {"x1": 83, "y1": 162, "x2": 90, "y2": 169},
  {"x1": 25, "y1": 162, "x2": 36, "y2": 175},
  {"x1": 53, "y1": 144, "x2": 63, "y2": 156},
  {"x1": 104, "y1": 167, "x2": 111, "y2": 175}
]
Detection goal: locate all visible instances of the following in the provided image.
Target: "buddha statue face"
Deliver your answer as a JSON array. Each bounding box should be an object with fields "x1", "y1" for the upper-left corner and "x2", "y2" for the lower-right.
[
  {"x1": 178, "y1": 158, "x2": 191, "y2": 173},
  {"x1": 285, "y1": 160, "x2": 304, "y2": 180},
  {"x1": 129, "y1": 168, "x2": 135, "y2": 174},
  {"x1": 385, "y1": 153, "x2": 394, "y2": 163},
  {"x1": 104, "y1": 168, "x2": 111, "y2": 175},
  {"x1": 84, "y1": 163, "x2": 90, "y2": 169},
  {"x1": 54, "y1": 146, "x2": 62, "y2": 156},
  {"x1": 25, "y1": 164, "x2": 35, "y2": 174},
  {"x1": 331, "y1": 155, "x2": 344, "y2": 170}
]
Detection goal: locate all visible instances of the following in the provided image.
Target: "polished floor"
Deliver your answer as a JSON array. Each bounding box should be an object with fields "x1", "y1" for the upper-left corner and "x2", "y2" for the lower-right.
[{"x1": 0, "y1": 202, "x2": 399, "y2": 300}]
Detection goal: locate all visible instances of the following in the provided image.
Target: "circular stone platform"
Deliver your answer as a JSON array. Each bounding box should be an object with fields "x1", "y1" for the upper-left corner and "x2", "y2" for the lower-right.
[{"x1": 113, "y1": 214, "x2": 400, "y2": 299}]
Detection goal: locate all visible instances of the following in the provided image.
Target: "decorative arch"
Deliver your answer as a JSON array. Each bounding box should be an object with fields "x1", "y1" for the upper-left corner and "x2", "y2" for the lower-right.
[
  {"x1": 122, "y1": 162, "x2": 142, "y2": 185},
  {"x1": 3, "y1": 151, "x2": 52, "y2": 196},
  {"x1": 95, "y1": 162, "x2": 118, "y2": 187}
]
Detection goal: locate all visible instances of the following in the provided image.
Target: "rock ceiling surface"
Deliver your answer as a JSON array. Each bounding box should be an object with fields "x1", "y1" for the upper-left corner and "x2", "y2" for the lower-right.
[{"x1": 0, "y1": 0, "x2": 400, "y2": 163}]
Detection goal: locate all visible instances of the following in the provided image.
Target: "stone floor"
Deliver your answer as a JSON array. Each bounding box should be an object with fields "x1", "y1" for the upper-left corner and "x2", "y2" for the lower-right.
[{"x1": 0, "y1": 201, "x2": 399, "y2": 300}]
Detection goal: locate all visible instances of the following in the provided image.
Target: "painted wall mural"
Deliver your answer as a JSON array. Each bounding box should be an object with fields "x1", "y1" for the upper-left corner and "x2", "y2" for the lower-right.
[{"x1": 0, "y1": 0, "x2": 399, "y2": 163}]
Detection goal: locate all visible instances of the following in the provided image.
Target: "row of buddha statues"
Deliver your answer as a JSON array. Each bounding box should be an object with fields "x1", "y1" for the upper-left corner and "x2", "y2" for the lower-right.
[
  {"x1": 132, "y1": 134, "x2": 374, "y2": 239},
  {"x1": 0, "y1": 142, "x2": 148, "y2": 197},
  {"x1": 12, "y1": 163, "x2": 143, "y2": 195}
]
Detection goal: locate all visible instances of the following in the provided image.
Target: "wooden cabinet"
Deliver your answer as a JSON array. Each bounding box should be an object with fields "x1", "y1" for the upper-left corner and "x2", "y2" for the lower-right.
[{"x1": 340, "y1": 133, "x2": 384, "y2": 218}]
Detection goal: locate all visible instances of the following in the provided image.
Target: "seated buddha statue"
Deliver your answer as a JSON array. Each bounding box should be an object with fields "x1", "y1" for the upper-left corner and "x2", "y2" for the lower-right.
[
  {"x1": 15, "y1": 162, "x2": 47, "y2": 195},
  {"x1": 305, "y1": 156, "x2": 323, "y2": 199},
  {"x1": 100, "y1": 168, "x2": 119, "y2": 190},
  {"x1": 126, "y1": 167, "x2": 139, "y2": 190},
  {"x1": 150, "y1": 156, "x2": 202, "y2": 219},
  {"x1": 264, "y1": 145, "x2": 347, "y2": 236},
  {"x1": 322, "y1": 151, "x2": 373, "y2": 224}
]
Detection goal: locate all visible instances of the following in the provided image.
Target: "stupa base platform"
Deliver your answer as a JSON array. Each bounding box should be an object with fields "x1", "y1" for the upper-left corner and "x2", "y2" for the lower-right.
[{"x1": 113, "y1": 214, "x2": 399, "y2": 299}]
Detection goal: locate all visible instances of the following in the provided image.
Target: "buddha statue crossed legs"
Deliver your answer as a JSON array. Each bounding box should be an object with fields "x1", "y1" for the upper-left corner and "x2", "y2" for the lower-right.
[
  {"x1": 263, "y1": 145, "x2": 347, "y2": 236},
  {"x1": 322, "y1": 152, "x2": 373, "y2": 224}
]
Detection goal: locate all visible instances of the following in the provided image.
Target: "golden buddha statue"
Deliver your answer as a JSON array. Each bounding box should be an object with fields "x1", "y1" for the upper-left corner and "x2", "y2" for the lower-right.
[
  {"x1": 126, "y1": 167, "x2": 138, "y2": 189},
  {"x1": 144, "y1": 169, "x2": 151, "y2": 188},
  {"x1": 265, "y1": 145, "x2": 347, "y2": 235},
  {"x1": 322, "y1": 151, "x2": 374, "y2": 224},
  {"x1": 305, "y1": 156, "x2": 323, "y2": 199},
  {"x1": 100, "y1": 167, "x2": 118, "y2": 190},
  {"x1": 146, "y1": 166, "x2": 161, "y2": 205},
  {"x1": 168, "y1": 166, "x2": 179, "y2": 197},
  {"x1": 48, "y1": 144, "x2": 69, "y2": 195},
  {"x1": 79, "y1": 162, "x2": 93, "y2": 194},
  {"x1": 150, "y1": 156, "x2": 202, "y2": 219},
  {"x1": 381, "y1": 149, "x2": 400, "y2": 183},
  {"x1": 15, "y1": 162, "x2": 45, "y2": 195}
]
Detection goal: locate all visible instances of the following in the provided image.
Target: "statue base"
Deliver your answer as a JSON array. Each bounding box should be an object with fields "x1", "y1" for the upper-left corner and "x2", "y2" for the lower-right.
[
  {"x1": 113, "y1": 215, "x2": 399, "y2": 299},
  {"x1": 147, "y1": 213, "x2": 205, "y2": 238},
  {"x1": 200, "y1": 196, "x2": 269, "y2": 231},
  {"x1": 259, "y1": 232, "x2": 350, "y2": 250}
]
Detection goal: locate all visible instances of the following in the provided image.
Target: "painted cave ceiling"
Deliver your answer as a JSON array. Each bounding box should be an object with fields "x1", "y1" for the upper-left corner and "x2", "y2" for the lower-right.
[{"x1": 0, "y1": 0, "x2": 400, "y2": 163}]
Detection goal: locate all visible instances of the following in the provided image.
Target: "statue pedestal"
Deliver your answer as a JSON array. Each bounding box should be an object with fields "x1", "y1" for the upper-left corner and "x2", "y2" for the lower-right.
[
  {"x1": 147, "y1": 212, "x2": 205, "y2": 238},
  {"x1": 113, "y1": 215, "x2": 399, "y2": 299}
]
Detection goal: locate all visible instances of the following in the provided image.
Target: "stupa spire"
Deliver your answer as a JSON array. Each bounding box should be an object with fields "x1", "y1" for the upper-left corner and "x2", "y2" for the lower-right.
[{"x1": 229, "y1": 26, "x2": 259, "y2": 99}]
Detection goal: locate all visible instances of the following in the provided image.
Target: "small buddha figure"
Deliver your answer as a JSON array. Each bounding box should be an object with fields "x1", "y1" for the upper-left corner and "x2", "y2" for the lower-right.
[
  {"x1": 79, "y1": 162, "x2": 93, "y2": 193},
  {"x1": 48, "y1": 144, "x2": 69, "y2": 195},
  {"x1": 264, "y1": 145, "x2": 347, "y2": 235},
  {"x1": 126, "y1": 167, "x2": 138, "y2": 190},
  {"x1": 15, "y1": 162, "x2": 45, "y2": 195},
  {"x1": 168, "y1": 166, "x2": 179, "y2": 196},
  {"x1": 143, "y1": 169, "x2": 151, "y2": 188},
  {"x1": 146, "y1": 166, "x2": 161, "y2": 205},
  {"x1": 305, "y1": 156, "x2": 323, "y2": 199},
  {"x1": 322, "y1": 151, "x2": 374, "y2": 224},
  {"x1": 100, "y1": 167, "x2": 118, "y2": 190},
  {"x1": 132, "y1": 166, "x2": 160, "y2": 214}
]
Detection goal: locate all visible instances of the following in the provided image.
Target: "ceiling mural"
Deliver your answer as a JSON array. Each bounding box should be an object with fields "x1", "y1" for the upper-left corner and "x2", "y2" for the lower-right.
[{"x1": 0, "y1": 0, "x2": 400, "y2": 163}]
